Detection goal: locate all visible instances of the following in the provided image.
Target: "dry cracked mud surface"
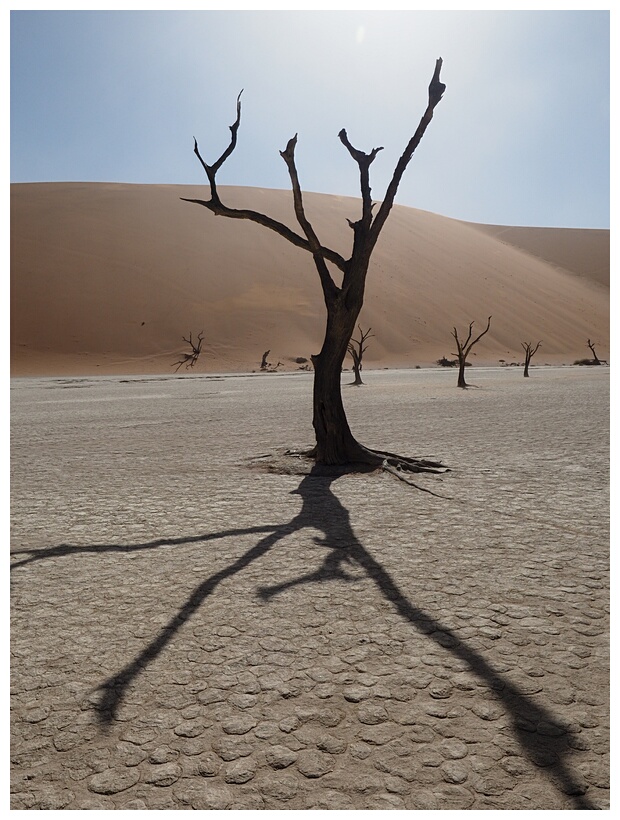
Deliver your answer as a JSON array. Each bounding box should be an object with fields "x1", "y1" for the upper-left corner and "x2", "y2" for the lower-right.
[{"x1": 10, "y1": 367, "x2": 609, "y2": 809}]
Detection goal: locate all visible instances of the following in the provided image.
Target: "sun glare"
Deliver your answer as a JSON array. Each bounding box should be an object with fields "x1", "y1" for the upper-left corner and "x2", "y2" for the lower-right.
[{"x1": 356, "y1": 25, "x2": 365, "y2": 45}]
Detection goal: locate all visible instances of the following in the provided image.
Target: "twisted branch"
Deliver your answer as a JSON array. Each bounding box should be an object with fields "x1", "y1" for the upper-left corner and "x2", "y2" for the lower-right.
[{"x1": 183, "y1": 92, "x2": 347, "y2": 276}]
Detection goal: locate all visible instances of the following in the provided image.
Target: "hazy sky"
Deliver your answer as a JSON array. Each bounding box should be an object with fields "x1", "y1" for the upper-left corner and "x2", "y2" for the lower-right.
[{"x1": 10, "y1": 7, "x2": 610, "y2": 228}]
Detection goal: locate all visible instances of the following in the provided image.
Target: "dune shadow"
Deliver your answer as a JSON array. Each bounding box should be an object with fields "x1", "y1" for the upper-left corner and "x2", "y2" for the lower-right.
[{"x1": 12, "y1": 469, "x2": 596, "y2": 808}]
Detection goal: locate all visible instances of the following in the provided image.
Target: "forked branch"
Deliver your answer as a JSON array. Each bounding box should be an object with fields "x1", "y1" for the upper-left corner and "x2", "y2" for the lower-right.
[
  {"x1": 184, "y1": 58, "x2": 446, "y2": 288},
  {"x1": 521, "y1": 340, "x2": 542, "y2": 358},
  {"x1": 183, "y1": 93, "x2": 346, "y2": 279},
  {"x1": 338, "y1": 129, "x2": 383, "y2": 231},
  {"x1": 192, "y1": 91, "x2": 243, "y2": 203},
  {"x1": 347, "y1": 325, "x2": 374, "y2": 360},
  {"x1": 347, "y1": 325, "x2": 374, "y2": 385},
  {"x1": 172, "y1": 331, "x2": 204, "y2": 372},
  {"x1": 452, "y1": 315, "x2": 492, "y2": 358}
]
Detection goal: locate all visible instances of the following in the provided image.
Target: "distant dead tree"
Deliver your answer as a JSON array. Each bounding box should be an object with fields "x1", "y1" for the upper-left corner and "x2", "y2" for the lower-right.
[
  {"x1": 172, "y1": 331, "x2": 204, "y2": 372},
  {"x1": 521, "y1": 340, "x2": 542, "y2": 377},
  {"x1": 586, "y1": 339, "x2": 602, "y2": 365},
  {"x1": 182, "y1": 59, "x2": 447, "y2": 476},
  {"x1": 260, "y1": 350, "x2": 282, "y2": 372},
  {"x1": 347, "y1": 325, "x2": 374, "y2": 385},
  {"x1": 451, "y1": 316, "x2": 492, "y2": 388}
]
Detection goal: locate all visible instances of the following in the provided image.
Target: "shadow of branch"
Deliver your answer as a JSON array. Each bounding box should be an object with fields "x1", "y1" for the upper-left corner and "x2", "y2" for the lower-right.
[
  {"x1": 95, "y1": 524, "x2": 287, "y2": 723},
  {"x1": 92, "y1": 473, "x2": 352, "y2": 723},
  {"x1": 257, "y1": 473, "x2": 596, "y2": 809},
  {"x1": 9, "y1": 525, "x2": 278, "y2": 570},
  {"x1": 15, "y1": 469, "x2": 597, "y2": 807}
]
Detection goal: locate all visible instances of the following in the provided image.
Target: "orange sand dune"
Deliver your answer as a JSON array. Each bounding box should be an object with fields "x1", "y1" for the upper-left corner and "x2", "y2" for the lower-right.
[{"x1": 10, "y1": 183, "x2": 609, "y2": 376}]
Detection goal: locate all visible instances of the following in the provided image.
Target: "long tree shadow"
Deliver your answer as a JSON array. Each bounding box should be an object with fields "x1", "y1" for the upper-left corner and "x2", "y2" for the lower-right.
[
  {"x1": 258, "y1": 475, "x2": 596, "y2": 808},
  {"x1": 12, "y1": 469, "x2": 596, "y2": 808}
]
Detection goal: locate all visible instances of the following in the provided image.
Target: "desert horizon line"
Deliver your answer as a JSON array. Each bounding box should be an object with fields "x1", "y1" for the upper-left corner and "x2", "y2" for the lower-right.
[{"x1": 9, "y1": 181, "x2": 610, "y2": 233}]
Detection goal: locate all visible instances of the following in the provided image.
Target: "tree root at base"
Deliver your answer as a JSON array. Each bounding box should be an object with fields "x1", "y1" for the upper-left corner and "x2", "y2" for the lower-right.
[
  {"x1": 367, "y1": 447, "x2": 448, "y2": 475},
  {"x1": 263, "y1": 445, "x2": 450, "y2": 480}
]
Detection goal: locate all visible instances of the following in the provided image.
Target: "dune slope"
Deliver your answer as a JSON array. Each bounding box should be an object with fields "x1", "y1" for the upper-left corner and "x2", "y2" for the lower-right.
[{"x1": 10, "y1": 183, "x2": 609, "y2": 375}]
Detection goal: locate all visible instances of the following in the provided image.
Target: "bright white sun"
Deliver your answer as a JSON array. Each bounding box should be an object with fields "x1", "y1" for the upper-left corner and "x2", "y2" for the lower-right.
[{"x1": 356, "y1": 25, "x2": 365, "y2": 45}]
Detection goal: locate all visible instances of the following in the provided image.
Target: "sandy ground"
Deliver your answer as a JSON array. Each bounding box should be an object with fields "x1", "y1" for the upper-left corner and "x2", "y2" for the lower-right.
[
  {"x1": 10, "y1": 366, "x2": 609, "y2": 809},
  {"x1": 11, "y1": 183, "x2": 609, "y2": 376}
]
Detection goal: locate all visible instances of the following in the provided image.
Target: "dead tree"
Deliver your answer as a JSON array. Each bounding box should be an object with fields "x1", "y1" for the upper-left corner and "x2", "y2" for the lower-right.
[
  {"x1": 172, "y1": 331, "x2": 204, "y2": 372},
  {"x1": 183, "y1": 59, "x2": 447, "y2": 474},
  {"x1": 521, "y1": 340, "x2": 542, "y2": 377},
  {"x1": 259, "y1": 350, "x2": 283, "y2": 372},
  {"x1": 347, "y1": 325, "x2": 374, "y2": 385},
  {"x1": 451, "y1": 316, "x2": 492, "y2": 388},
  {"x1": 586, "y1": 339, "x2": 602, "y2": 365}
]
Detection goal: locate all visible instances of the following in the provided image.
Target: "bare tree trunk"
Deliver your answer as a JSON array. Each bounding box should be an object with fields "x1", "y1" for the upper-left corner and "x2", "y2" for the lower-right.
[
  {"x1": 347, "y1": 325, "x2": 373, "y2": 386},
  {"x1": 311, "y1": 290, "x2": 369, "y2": 463},
  {"x1": 351, "y1": 358, "x2": 363, "y2": 386},
  {"x1": 457, "y1": 359, "x2": 468, "y2": 388},
  {"x1": 587, "y1": 339, "x2": 601, "y2": 365},
  {"x1": 183, "y1": 61, "x2": 447, "y2": 474},
  {"x1": 521, "y1": 341, "x2": 541, "y2": 377},
  {"x1": 311, "y1": 351, "x2": 357, "y2": 464}
]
